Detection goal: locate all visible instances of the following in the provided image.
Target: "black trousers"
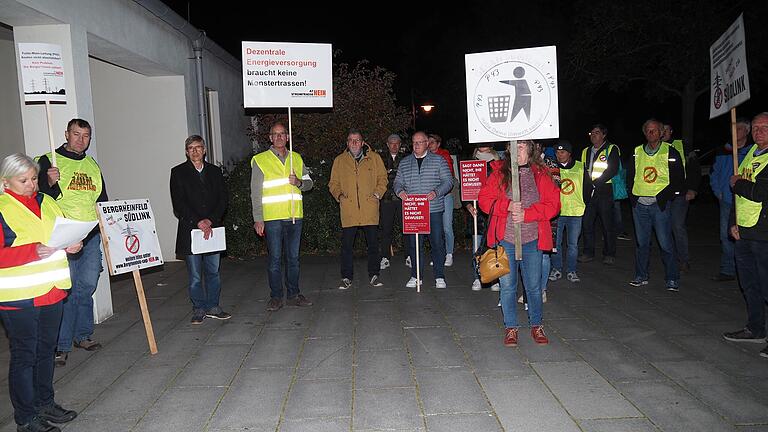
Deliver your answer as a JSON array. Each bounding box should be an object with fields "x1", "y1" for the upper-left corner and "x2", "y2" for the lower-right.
[
  {"x1": 341, "y1": 225, "x2": 380, "y2": 279},
  {"x1": 582, "y1": 186, "x2": 616, "y2": 257},
  {"x1": 378, "y1": 199, "x2": 401, "y2": 259}
]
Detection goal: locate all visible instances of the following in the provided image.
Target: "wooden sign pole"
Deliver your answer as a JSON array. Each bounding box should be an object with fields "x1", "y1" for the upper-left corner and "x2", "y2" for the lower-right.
[
  {"x1": 288, "y1": 106, "x2": 296, "y2": 224},
  {"x1": 45, "y1": 101, "x2": 57, "y2": 167},
  {"x1": 730, "y1": 108, "x2": 740, "y2": 224},
  {"x1": 415, "y1": 233, "x2": 420, "y2": 293},
  {"x1": 508, "y1": 141, "x2": 522, "y2": 260},
  {"x1": 96, "y1": 206, "x2": 158, "y2": 354}
]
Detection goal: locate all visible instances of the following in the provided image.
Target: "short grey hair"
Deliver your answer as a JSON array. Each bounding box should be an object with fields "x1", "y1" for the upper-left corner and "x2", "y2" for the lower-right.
[
  {"x1": 736, "y1": 117, "x2": 751, "y2": 134},
  {"x1": 642, "y1": 118, "x2": 662, "y2": 134},
  {"x1": 0, "y1": 153, "x2": 39, "y2": 193},
  {"x1": 386, "y1": 134, "x2": 402, "y2": 143},
  {"x1": 185, "y1": 135, "x2": 205, "y2": 150},
  {"x1": 752, "y1": 112, "x2": 768, "y2": 125}
]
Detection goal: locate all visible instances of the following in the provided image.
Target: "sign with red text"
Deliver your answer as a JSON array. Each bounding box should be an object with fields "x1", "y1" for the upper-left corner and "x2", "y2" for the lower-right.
[
  {"x1": 97, "y1": 199, "x2": 163, "y2": 276},
  {"x1": 460, "y1": 160, "x2": 487, "y2": 201},
  {"x1": 18, "y1": 43, "x2": 66, "y2": 103},
  {"x1": 709, "y1": 14, "x2": 750, "y2": 119},
  {"x1": 242, "y1": 41, "x2": 333, "y2": 108},
  {"x1": 465, "y1": 46, "x2": 559, "y2": 142},
  {"x1": 402, "y1": 195, "x2": 430, "y2": 234}
]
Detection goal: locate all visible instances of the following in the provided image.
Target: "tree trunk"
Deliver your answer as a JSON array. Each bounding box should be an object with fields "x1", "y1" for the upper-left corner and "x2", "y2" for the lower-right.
[{"x1": 681, "y1": 78, "x2": 697, "y2": 151}]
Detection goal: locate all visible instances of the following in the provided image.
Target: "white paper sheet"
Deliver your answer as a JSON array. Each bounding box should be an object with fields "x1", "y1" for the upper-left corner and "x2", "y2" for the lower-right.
[
  {"x1": 191, "y1": 227, "x2": 226, "y2": 254},
  {"x1": 46, "y1": 217, "x2": 98, "y2": 249}
]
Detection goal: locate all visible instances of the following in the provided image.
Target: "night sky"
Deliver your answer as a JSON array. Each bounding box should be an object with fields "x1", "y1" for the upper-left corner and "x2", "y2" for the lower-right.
[{"x1": 160, "y1": 0, "x2": 766, "y2": 158}]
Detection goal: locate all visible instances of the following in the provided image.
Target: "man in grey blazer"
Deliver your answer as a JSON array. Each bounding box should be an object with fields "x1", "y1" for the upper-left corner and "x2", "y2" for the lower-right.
[{"x1": 394, "y1": 131, "x2": 454, "y2": 289}]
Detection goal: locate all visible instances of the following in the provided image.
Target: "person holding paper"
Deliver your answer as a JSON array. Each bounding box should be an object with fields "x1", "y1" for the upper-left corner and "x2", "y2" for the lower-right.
[
  {"x1": 170, "y1": 135, "x2": 230, "y2": 325},
  {"x1": 0, "y1": 154, "x2": 81, "y2": 432},
  {"x1": 329, "y1": 129, "x2": 388, "y2": 289},
  {"x1": 251, "y1": 122, "x2": 314, "y2": 312},
  {"x1": 37, "y1": 118, "x2": 107, "y2": 367},
  {"x1": 393, "y1": 131, "x2": 453, "y2": 289}
]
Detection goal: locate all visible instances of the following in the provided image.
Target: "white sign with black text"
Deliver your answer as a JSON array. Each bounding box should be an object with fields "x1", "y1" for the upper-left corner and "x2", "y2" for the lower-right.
[
  {"x1": 97, "y1": 199, "x2": 163, "y2": 276},
  {"x1": 709, "y1": 14, "x2": 750, "y2": 119}
]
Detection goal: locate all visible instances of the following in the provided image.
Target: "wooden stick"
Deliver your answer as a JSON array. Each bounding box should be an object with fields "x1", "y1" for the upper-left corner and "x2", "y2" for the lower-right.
[
  {"x1": 288, "y1": 106, "x2": 295, "y2": 224},
  {"x1": 730, "y1": 108, "x2": 739, "y2": 175},
  {"x1": 132, "y1": 269, "x2": 158, "y2": 354},
  {"x1": 473, "y1": 200, "x2": 479, "y2": 251},
  {"x1": 45, "y1": 101, "x2": 57, "y2": 167},
  {"x1": 508, "y1": 141, "x2": 522, "y2": 260}
]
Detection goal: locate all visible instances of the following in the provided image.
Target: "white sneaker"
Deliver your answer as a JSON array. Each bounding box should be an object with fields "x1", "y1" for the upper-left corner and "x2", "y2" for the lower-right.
[
  {"x1": 490, "y1": 283, "x2": 500, "y2": 292},
  {"x1": 497, "y1": 299, "x2": 502, "y2": 307},
  {"x1": 548, "y1": 269, "x2": 562, "y2": 281},
  {"x1": 542, "y1": 290, "x2": 547, "y2": 303},
  {"x1": 380, "y1": 257, "x2": 390, "y2": 270},
  {"x1": 405, "y1": 256, "x2": 411, "y2": 268},
  {"x1": 471, "y1": 279, "x2": 482, "y2": 291},
  {"x1": 405, "y1": 277, "x2": 421, "y2": 288},
  {"x1": 369, "y1": 275, "x2": 383, "y2": 287},
  {"x1": 339, "y1": 278, "x2": 352, "y2": 290},
  {"x1": 517, "y1": 295, "x2": 524, "y2": 304},
  {"x1": 444, "y1": 254, "x2": 453, "y2": 266},
  {"x1": 435, "y1": 278, "x2": 447, "y2": 289}
]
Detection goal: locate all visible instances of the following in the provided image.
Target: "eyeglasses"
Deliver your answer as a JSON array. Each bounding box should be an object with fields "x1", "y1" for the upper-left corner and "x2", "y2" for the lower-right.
[
  {"x1": 347, "y1": 138, "x2": 363, "y2": 144},
  {"x1": 270, "y1": 132, "x2": 288, "y2": 137},
  {"x1": 753, "y1": 125, "x2": 768, "y2": 132},
  {"x1": 413, "y1": 140, "x2": 428, "y2": 145},
  {"x1": 588, "y1": 131, "x2": 603, "y2": 136},
  {"x1": 187, "y1": 146, "x2": 205, "y2": 152}
]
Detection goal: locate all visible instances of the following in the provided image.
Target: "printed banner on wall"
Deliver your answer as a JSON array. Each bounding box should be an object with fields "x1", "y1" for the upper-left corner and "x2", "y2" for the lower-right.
[{"x1": 18, "y1": 43, "x2": 66, "y2": 103}]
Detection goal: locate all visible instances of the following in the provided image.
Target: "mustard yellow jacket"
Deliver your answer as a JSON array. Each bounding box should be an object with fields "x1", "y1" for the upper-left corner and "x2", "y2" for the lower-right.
[{"x1": 329, "y1": 148, "x2": 388, "y2": 228}]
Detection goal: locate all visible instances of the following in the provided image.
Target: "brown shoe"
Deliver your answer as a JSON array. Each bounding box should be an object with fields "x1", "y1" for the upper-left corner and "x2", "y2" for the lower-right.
[
  {"x1": 531, "y1": 325, "x2": 549, "y2": 345},
  {"x1": 287, "y1": 294, "x2": 313, "y2": 307},
  {"x1": 73, "y1": 338, "x2": 102, "y2": 351},
  {"x1": 266, "y1": 298, "x2": 283, "y2": 312},
  {"x1": 503, "y1": 328, "x2": 518, "y2": 347}
]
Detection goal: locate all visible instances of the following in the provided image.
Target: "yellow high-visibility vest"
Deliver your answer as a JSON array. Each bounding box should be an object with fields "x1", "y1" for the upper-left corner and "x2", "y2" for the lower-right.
[
  {"x1": 40, "y1": 152, "x2": 102, "y2": 221},
  {"x1": 632, "y1": 143, "x2": 671, "y2": 197},
  {"x1": 581, "y1": 143, "x2": 617, "y2": 183},
  {"x1": 670, "y1": 140, "x2": 687, "y2": 171},
  {"x1": 252, "y1": 150, "x2": 305, "y2": 221},
  {"x1": 0, "y1": 193, "x2": 71, "y2": 302},
  {"x1": 559, "y1": 161, "x2": 586, "y2": 217},
  {"x1": 735, "y1": 144, "x2": 768, "y2": 227}
]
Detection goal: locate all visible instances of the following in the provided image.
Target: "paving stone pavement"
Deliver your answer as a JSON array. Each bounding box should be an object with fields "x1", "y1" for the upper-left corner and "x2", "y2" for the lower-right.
[{"x1": 0, "y1": 202, "x2": 767, "y2": 431}]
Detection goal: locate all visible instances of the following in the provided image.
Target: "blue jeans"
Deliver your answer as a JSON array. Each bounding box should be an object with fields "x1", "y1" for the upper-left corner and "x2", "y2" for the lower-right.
[
  {"x1": 185, "y1": 252, "x2": 222, "y2": 312},
  {"x1": 632, "y1": 203, "x2": 679, "y2": 282},
  {"x1": 552, "y1": 216, "x2": 581, "y2": 273},
  {"x1": 407, "y1": 213, "x2": 445, "y2": 279},
  {"x1": 58, "y1": 232, "x2": 102, "y2": 352},
  {"x1": 613, "y1": 200, "x2": 625, "y2": 234},
  {"x1": 264, "y1": 219, "x2": 303, "y2": 300},
  {"x1": 670, "y1": 195, "x2": 690, "y2": 264},
  {"x1": 718, "y1": 199, "x2": 736, "y2": 276},
  {"x1": 540, "y1": 253, "x2": 550, "y2": 292},
  {"x1": 498, "y1": 239, "x2": 543, "y2": 328},
  {"x1": 734, "y1": 239, "x2": 768, "y2": 337},
  {"x1": 0, "y1": 302, "x2": 62, "y2": 425},
  {"x1": 442, "y1": 195, "x2": 455, "y2": 255}
]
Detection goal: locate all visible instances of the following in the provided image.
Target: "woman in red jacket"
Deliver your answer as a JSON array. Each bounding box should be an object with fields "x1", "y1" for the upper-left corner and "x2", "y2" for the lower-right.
[{"x1": 478, "y1": 140, "x2": 560, "y2": 347}]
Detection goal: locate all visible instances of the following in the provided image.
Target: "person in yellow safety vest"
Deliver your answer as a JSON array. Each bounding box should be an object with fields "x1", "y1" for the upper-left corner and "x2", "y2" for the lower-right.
[
  {"x1": 661, "y1": 123, "x2": 702, "y2": 273},
  {"x1": 0, "y1": 154, "x2": 82, "y2": 431},
  {"x1": 626, "y1": 119, "x2": 685, "y2": 291},
  {"x1": 549, "y1": 141, "x2": 592, "y2": 284},
  {"x1": 722, "y1": 112, "x2": 768, "y2": 359},
  {"x1": 36, "y1": 118, "x2": 107, "y2": 368},
  {"x1": 251, "y1": 121, "x2": 314, "y2": 312},
  {"x1": 579, "y1": 123, "x2": 620, "y2": 265}
]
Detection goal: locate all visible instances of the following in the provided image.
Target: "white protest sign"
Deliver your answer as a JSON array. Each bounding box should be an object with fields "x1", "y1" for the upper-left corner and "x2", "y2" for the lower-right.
[
  {"x1": 465, "y1": 46, "x2": 558, "y2": 143},
  {"x1": 97, "y1": 199, "x2": 163, "y2": 276},
  {"x1": 709, "y1": 14, "x2": 750, "y2": 119},
  {"x1": 242, "y1": 41, "x2": 333, "y2": 108},
  {"x1": 18, "y1": 43, "x2": 66, "y2": 103}
]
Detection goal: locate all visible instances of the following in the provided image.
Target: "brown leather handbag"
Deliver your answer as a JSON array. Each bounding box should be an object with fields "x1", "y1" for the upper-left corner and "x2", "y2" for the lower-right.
[{"x1": 475, "y1": 201, "x2": 511, "y2": 283}]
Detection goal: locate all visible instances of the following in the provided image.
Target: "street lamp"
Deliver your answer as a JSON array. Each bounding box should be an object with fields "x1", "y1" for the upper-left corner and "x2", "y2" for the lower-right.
[{"x1": 411, "y1": 102, "x2": 436, "y2": 130}]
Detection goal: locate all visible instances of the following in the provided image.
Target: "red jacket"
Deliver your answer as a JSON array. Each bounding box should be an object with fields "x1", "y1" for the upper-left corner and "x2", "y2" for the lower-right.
[
  {"x1": 434, "y1": 148, "x2": 455, "y2": 176},
  {"x1": 477, "y1": 161, "x2": 560, "y2": 250}
]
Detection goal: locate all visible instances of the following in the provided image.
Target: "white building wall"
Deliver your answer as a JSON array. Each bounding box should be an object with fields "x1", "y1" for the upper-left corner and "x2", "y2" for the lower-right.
[
  {"x1": 0, "y1": 36, "x2": 25, "y2": 156},
  {"x1": 89, "y1": 58, "x2": 188, "y2": 261}
]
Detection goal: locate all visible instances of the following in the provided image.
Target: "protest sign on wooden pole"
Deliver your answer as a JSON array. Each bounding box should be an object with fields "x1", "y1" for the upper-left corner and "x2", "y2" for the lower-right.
[
  {"x1": 402, "y1": 195, "x2": 430, "y2": 293},
  {"x1": 460, "y1": 159, "x2": 488, "y2": 253},
  {"x1": 97, "y1": 200, "x2": 164, "y2": 354},
  {"x1": 508, "y1": 141, "x2": 522, "y2": 260},
  {"x1": 18, "y1": 43, "x2": 67, "y2": 167}
]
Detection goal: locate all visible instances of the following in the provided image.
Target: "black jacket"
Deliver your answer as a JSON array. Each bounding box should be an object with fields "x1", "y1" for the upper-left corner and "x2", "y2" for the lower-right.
[
  {"x1": 170, "y1": 160, "x2": 228, "y2": 256},
  {"x1": 380, "y1": 150, "x2": 405, "y2": 200},
  {"x1": 626, "y1": 144, "x2": 685, "y2": 211}
]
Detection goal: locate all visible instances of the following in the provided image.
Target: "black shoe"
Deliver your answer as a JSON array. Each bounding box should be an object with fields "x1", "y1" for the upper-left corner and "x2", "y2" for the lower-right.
[
  {"x1": 602, "y1": 256, "x2": 615, "y2": 265},
  {"x1": 190, "y1": 309, "x2": 205, "y2": 325},
  {"x1": 761, "y1": 346, "x2": 768, "y2": 359},
  {"x1": 205, "y1": 307, "x2": 232, "y2": 320},
  {"x1": 73, "y1": 338, "x2": 102, "y2": 351},
  {"x1": 577, "y1": 255, "x2": 594, "y2": 263},
  {"x1": 723, "y1": 328, "x2": 766, "y2": 343},
  {"x1": 710, "y1": 273, "x2": 736, "y2": 282},
  {"x1": 17, "y1": 416, "x2": 60, "y2": 432},
  {"x1": 54, "y1": 352, "x2": 67, "y2": 367},
  {"x1": 37, "y1": 403, "x2": 77, "y2": 423}
]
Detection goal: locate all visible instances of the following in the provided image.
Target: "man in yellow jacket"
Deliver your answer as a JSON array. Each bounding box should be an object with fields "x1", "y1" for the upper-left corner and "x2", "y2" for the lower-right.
[{"x1": 329, "y1": 129, "x2": 388, "y2": 289}]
